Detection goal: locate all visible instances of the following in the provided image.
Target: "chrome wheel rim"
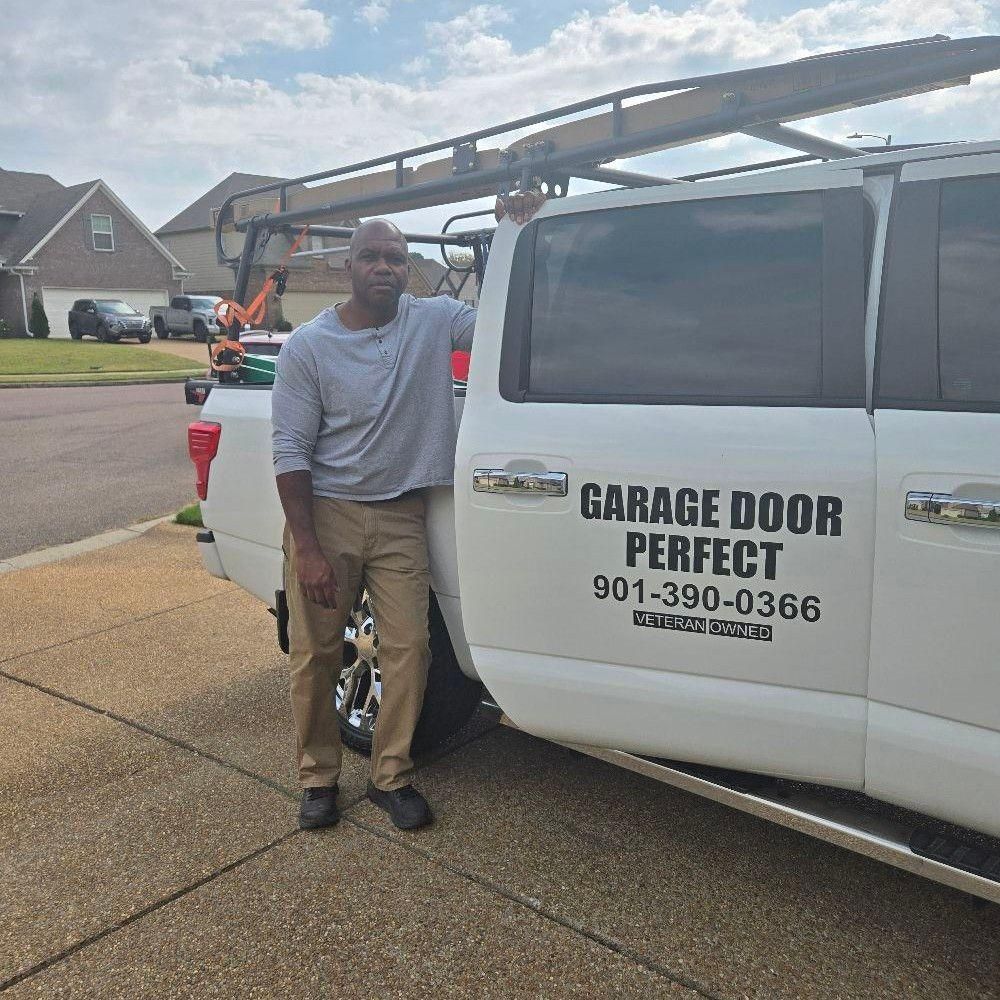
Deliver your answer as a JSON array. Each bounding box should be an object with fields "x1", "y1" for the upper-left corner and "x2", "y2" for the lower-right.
[{"x1": 336, "y1": 589, "x2": 381, "y2": 738}]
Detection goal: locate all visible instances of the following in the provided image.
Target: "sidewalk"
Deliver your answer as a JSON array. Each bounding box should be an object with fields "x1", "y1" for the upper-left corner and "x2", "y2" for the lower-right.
[{"x1": 1, "y1": 524, "x2": 996, "y2": 999}]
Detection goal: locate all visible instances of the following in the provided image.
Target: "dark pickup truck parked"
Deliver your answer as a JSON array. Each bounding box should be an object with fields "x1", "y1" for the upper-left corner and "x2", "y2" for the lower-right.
[{"x1": 67, "y1": 299, "x2": 151, "y2": 342}]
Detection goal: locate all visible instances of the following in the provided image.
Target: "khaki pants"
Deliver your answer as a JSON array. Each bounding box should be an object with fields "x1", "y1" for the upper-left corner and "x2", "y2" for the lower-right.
[{"x1": 283, "y1": 491, "x2": 431, "y2": 791}]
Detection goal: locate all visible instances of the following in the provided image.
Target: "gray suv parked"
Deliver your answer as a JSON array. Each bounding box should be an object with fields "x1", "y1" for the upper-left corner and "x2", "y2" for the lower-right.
[{"x1": 68, "y1": 299, "x2": 152, "y2": 343}]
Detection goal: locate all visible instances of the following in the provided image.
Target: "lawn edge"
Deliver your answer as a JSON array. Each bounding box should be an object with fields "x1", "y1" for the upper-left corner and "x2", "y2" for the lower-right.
[{"x1": 0, "y1": 371, "x2": 203, "y2": 388}]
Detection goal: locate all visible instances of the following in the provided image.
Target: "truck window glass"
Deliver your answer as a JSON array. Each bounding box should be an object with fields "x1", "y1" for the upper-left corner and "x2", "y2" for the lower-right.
[
  {"x1": 526, "y1": 193, "x2": 824, "y2": 401},
  {"x1": 939, "y1": 175, "x2": 1000, "y2": 404}
]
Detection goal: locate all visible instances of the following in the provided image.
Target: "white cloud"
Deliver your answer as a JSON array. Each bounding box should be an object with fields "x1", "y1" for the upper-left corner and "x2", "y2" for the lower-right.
[
  {"x1": 402, "y1": 55, "x2": 430, "y2": 75},
  {"x1": 356, "y1": 0, "x2": 391, "y2": 30},
  {"x1": 3, "y1": 0, "x2": 999, "y2": 230}
]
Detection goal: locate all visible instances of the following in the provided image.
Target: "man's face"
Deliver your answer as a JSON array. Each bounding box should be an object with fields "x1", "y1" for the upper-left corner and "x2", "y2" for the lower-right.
[{"x1": 346, "y1": 235, "x2": 409, "y2": 310}]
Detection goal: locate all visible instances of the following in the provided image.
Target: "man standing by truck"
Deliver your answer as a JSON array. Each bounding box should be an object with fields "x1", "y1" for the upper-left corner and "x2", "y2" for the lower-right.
[{"x1": 272, "y1": 192, "x2": 543, "y2": 832}]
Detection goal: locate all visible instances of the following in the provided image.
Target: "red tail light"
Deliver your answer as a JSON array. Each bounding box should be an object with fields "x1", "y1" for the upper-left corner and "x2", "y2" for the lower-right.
[
  {"x1": 451, "y1": 351, "x2": 470, "y2": 382},
  {"x1": 188, "y1": 421, "x2": 221, "y2": 501}
]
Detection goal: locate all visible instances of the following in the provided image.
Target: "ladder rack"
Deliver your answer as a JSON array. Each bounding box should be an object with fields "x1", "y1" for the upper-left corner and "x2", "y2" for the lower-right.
[{"x1": 216, "y1": 33, "x2": 1000, "y2": 318}]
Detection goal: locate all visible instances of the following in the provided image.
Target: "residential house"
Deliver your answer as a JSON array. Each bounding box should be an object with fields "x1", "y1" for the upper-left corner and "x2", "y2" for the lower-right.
[
  {"x1": 409, "y1": 254, "x2": 480, "y2": 307},
  {"x1": 156, "y1": 172, "x2": 437, "y2": 329},
  {"x1": 0, "y1": 168, "x2": 188, "y2": 337}
]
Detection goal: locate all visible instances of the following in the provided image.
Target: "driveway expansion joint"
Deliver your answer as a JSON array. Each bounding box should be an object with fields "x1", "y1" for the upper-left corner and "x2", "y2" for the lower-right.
[
  {"x1": 0, "y1": 589, "x2": 237, "y2": 668},
  {"x1": 0, "y1": 667, "x2": 299, "y2": 802},
  {"x1": 0, "y1": 830, "x2": 301, "y2": 994},
  {"x1": 338, "y1": 809, "x2": 723, "y2": 999}
]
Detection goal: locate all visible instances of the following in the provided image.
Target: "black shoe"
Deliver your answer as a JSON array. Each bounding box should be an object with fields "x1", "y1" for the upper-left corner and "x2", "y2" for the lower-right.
[
  {"x1": 366, "y1": 781, "x2": 433, "y2": 830},
  {"x1": 299, "y1": 784, "x2": 340, "y2": 829}
]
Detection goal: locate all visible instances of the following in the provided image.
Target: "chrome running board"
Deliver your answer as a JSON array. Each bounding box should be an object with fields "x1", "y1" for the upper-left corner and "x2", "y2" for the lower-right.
[{"x1": 498, "y1": 717, "x2": 1000, "y2": 904}]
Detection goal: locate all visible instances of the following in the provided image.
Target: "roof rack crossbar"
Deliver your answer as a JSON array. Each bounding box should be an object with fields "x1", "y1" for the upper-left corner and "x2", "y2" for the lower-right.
[
  {"x1": 740, "y1": 124, "x2": 865, "y2": 160},
  {"x1": 290, "y1": 225, "x2": 492, "y2": 248},
  {"x1": 571, "y1": 166, "x2": 689, "y2": 187}
]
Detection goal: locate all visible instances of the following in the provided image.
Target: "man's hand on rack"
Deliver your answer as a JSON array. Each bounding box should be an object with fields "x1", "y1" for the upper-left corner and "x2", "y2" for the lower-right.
[{"x1": 495, "y1": 188, "x2": 546, "y2": 225}]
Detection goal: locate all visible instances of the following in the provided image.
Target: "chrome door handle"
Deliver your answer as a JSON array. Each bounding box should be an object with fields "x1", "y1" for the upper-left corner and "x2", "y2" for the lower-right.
[
  {"x1": 474, "y1": 468, "x2": 568, "y2": 496},
  {"x1": 905, "y1": 491, "x2": 1000, "y2": 527}
]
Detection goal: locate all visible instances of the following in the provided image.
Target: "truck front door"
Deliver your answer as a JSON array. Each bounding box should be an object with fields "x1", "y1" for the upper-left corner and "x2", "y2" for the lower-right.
[
  {"x1": 169, "y1": 297, "x2": 191, "y2": 332},
  {"x1": 456, "y1": 171, "x2": 876, "y2": 785},
  {"x1": 80, "y1": 301, "x2": 97, "y2": 337}
]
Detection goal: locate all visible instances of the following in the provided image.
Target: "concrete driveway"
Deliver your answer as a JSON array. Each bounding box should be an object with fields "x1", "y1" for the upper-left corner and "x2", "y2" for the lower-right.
[
  {"x1": 138, "y1": 338, "x2": 213, "y2": 365},
  {"x1": 1, "y1": 524, "x2": 997, "y2": 999}
]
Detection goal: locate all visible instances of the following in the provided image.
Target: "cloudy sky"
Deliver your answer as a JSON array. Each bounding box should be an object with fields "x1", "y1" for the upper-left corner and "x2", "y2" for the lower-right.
[{"x1": 5, "y1": 0, "x2": 1000, "y2": 234}]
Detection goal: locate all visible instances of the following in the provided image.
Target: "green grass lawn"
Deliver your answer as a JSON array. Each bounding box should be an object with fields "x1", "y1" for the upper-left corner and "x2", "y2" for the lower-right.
[{"x1": 0, "y1": 340, "x2": 202, "y2": 376}]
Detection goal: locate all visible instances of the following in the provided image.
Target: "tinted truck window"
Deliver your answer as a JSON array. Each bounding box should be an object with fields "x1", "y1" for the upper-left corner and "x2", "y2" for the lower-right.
[
  {"x1": 526, "y1": 193, "x2": 824, "y2": 401},
  {"x1": 939, "y1": 175, "x2": 1000, "y2": 404}
]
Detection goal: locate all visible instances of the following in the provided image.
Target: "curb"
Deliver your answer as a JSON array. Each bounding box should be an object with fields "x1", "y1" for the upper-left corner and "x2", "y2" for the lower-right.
[
  {"x1": 0, "y1": 515, "x2": 181, "y2": 575},
  {"x1": 0, "y1": 375, "x2": 201, "y2": 390}
]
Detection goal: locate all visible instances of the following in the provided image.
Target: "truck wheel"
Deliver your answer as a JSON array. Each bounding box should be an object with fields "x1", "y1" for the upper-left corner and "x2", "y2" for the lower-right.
[
  {"x1": 335, "y1": 590, "x2": 482, "y2": 756},
  {"x1": 193, "y1": 321, "x2": 208, "y2": 343},
  {"x1": 154, "y1": 318, "x2": 169, "y2": 339},
  {"x1": 138, "y1": 333, "x2": 151, "y2": 344},
  {"x1": 69, "y1": 321, "x2": 82, "y2": 340},
  {"x1": 96, "y1": 323, "x2": 108, "y2": 343}
]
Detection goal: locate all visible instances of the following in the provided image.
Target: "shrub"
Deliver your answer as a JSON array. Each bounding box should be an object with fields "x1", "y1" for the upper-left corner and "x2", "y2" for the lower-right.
[
  {"x1": 0, "y1": 318, "x2": 29, "y2": 339},
  {"x1": 275, "y1": 318, "x2": 293, "y2": 332},
  {"x1": 30, "y1": 294, "x2": 50, "y2": 339}
]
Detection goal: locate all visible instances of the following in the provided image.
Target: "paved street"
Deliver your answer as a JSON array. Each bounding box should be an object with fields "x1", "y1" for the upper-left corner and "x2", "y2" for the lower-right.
[
  {"x1": 0, "y1": 523, "x2": 997, "y2": 999},
  {"x1": 0, "y1": 384, "x2": 197, "y2": 560}
]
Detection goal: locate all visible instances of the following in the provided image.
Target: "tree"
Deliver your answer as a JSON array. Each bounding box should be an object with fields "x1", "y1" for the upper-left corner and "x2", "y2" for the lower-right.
[
  {"x1": 30, "y1": 294, "x2": 50, "y2": 339},
  {"x1": 445, "y1": 248, "x2": 475, "y2": 268}
]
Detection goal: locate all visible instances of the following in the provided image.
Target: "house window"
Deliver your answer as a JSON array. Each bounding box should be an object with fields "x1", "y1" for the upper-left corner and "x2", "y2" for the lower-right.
[{"x1": 91, "y1": 214, "x2": 114, "y2": 251}]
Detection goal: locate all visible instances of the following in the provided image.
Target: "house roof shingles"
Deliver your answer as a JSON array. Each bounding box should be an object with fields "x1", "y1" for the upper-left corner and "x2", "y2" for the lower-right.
[
  {"x1": 156, "y1": 172, "x2": 286, "y2": 235},
  {"x1": 0, "y1": 179, "x2": 97, "y2": 263},
  {"x1": 0, "y1": 168, "x2": 64, "y2": 213}
]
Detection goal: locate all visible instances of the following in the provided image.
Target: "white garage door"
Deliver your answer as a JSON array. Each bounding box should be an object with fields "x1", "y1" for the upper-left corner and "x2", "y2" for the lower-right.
[
  {"x1": 41, "y1": 288, "x2": 169, "y2": 338},
  {"x1": 280, "y1": 291, "x2": 344, "y2": 329}
]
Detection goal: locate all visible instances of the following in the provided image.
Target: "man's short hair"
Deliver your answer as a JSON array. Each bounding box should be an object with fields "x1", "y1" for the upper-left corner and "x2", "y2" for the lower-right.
[{"x1": 349, "y1": 219, "x2": 407, "y2": 257}]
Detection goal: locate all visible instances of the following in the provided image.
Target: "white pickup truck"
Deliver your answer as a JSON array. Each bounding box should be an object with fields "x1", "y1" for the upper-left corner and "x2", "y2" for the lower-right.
[
  {"x1": 187, "y1": 139, "x2": 1000, "y2": 899},
  {"x1": 150, "y1": 295, "x2": 223, "y2": 342}
]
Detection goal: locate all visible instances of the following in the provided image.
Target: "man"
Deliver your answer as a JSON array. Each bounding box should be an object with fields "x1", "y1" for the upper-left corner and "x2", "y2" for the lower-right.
[{"x1": 272, "y1": 190, "x2": 544, "y2": 832}]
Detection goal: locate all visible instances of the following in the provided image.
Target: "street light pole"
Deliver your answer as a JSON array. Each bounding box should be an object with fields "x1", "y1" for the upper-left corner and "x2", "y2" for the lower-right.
[{"x1": 847, "y1": 131, "x2": 893, "y2": 146}]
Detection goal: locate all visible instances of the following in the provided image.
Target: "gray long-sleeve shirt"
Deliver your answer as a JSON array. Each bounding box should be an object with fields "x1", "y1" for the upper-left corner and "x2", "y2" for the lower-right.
[{"x1": 271, "y1": 293, "x2": 476, "y2": 500}]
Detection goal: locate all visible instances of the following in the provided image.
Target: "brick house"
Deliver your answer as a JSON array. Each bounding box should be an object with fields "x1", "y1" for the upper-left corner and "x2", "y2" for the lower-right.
[
  {"x1": 155, "y1": 172, "x2": 436, "y2": 329},
  {"x1": 0, "y1": 168, "x2": 188, "y2": 337},
  {"x1": 409, "y1": 254, "x2": 480, "y2": 307}
]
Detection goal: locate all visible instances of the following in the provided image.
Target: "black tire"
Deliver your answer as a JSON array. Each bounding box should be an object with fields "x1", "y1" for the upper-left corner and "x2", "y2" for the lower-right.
[
  {"x1": 335, "y1": 590, "x2": 482, "y2": 755},
  {"x1": 69, "y1": 321, "x2": 82, "y2": 340},
  {"x1": 154, "y1": 318, "x2": 169, "y2": 339},
  {"x1": 138, "y1": 333, "x2": 151, "y2": 344},
  {"x1": 95, "y1": 323, "x2": 108, "y2": 343},
  {"x1": 193, "y1": 321, "x2": 208, "y2": 343}
]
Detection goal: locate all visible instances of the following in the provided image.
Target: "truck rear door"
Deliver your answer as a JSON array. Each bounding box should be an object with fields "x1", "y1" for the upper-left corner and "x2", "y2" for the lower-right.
[
  {"x1": 868, "y1": 152, "x2": 1000, "y2": 835},
  {"x1": 456, "y1": 170, "x2": 875, "y2": 785}
]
